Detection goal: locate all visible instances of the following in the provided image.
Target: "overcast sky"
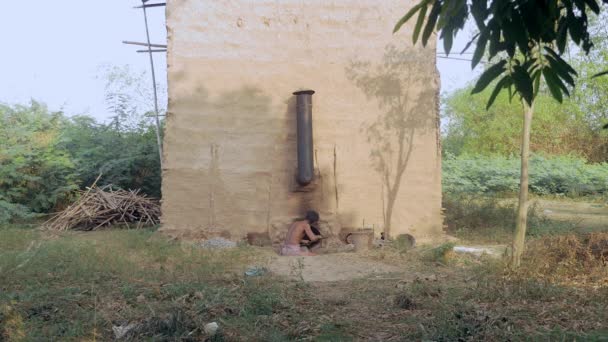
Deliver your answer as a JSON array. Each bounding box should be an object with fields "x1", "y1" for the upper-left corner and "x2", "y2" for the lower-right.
[{"x1": 0, "y1": 1, "x2": 479, "y2": 122}]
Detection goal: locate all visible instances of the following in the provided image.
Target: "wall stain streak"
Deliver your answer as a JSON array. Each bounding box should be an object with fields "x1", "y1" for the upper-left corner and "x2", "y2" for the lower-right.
[{"x1": 333, "y1": 144, "x2": 339, "y2": 211}]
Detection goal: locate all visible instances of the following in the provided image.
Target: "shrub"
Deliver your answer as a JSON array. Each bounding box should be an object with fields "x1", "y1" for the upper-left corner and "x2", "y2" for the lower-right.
[
  {"x1": 443, "y1": 154, "x2": 608, "y2": 197},
  {"x1": 522, "y1": 233, "x2": 608, "y2": 281},
  {"x1": 0, "y1": 101, "x2": 161, "y2": 223},
  {"x1": 0, "y1": 102, "x2": 78, "y2": 222}
]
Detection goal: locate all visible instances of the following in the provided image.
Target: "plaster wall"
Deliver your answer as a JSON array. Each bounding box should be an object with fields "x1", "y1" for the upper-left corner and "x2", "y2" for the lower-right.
[{"x1": 162, "y1": 0, "x2": 443, "y2": 242}]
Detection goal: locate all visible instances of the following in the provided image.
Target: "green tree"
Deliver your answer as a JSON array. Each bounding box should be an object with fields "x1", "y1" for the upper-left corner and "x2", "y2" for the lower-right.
[
  {"x1": 59, "y1": 64, "x2": 163, "y2": 197},
  {"x1": 60, "y1": 116, "x2": 161, "y2": 198},
  {"x1": 443, "y1": 86, "x2": 578, "y2": 156},
  {"x1": 442, "y1": 12, "x2": 608, "y2": 160},
  {"x1": 443, "y1": 75, "x2": 608, "y2": 161},
  {"x1": 395, "y1": 0, "x2": 606, "y2": 266},
  {"x1": 0, "y1": 102, "x2": 78, "y2": 222}
]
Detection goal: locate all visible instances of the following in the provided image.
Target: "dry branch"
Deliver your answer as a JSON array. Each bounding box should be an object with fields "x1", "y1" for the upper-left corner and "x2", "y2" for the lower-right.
[{"x1": 43, "y1": 185, "x2": 160, "y2": 231}]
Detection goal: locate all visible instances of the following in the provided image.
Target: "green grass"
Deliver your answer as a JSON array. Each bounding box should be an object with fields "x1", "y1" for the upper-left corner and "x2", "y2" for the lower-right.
[
  {"x1": 442, "y1": 194, "x2": 595, "y2": 243},
  {"x1": 1, "y1": 224, "x2": 607, "y2": 341},
  {"x1": 0, "y1": 226, "x2": 308, "y2": 340}
]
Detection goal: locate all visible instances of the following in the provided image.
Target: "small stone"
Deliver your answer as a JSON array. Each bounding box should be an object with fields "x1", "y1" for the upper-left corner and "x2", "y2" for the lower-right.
[
  {"x1": 244, "y1": 266, "x2": 267, "y2": 277},
  {"x1": 194, "y1": 291, "x2": 204, "y2": 300},
  {"x1": 113, "y1": 323, "x2": 138, "y2": 340},
  {"x1": 204, "y1": 322, "x2": 219, "y2": 336},
  {"x1": 199, "y1": 237, "x2": 237, "y2": 249},
  {"x1": 395, "y1": 279, "x2": 411, "y2": 289},
  {"x1": 136, "y1": 294, "x2": 146, "y2": 303}
]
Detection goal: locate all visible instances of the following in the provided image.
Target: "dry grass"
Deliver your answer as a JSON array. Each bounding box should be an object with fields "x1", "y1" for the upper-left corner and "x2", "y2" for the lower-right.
[
  {"x1": 1, "y1": 225, "x2": 607, "y2": 341},
  {"x1": 517, "y1": 233, "x2": 608, "y2": 287},
  {"x1": 43, "y1": 185, "x2": 160, "y2": 231}
]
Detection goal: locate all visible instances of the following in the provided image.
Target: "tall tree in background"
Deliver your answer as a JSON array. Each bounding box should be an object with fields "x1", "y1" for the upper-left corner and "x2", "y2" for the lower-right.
[
  {"x1": 394, "y1": 0, "x2": 606, "y2": 266},
  {"x1": 443, "y1": 12, "x2": 608, "y2": 160}
]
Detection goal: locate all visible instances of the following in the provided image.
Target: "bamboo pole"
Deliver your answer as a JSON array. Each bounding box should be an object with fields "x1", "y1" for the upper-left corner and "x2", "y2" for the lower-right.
[{"x1": 140, "y1": 0, "x2": 164, "y2": 169}]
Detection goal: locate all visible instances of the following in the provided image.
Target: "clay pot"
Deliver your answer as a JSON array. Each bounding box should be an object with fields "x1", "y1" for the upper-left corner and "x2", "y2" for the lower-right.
[{"x1": 346, "y1": 229, "x2": 374, "y2": 252}]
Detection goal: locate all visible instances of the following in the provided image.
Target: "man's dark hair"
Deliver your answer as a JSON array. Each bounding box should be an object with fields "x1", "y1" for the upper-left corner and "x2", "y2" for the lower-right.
[{"x1": 305, "y1": 210, "x2": 319, "y2": 224}]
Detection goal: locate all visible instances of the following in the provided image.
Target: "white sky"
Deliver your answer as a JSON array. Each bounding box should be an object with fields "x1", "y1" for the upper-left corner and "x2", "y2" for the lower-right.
[{"x1": 0, "y1": 1, "x2": 478, "y2": 122}]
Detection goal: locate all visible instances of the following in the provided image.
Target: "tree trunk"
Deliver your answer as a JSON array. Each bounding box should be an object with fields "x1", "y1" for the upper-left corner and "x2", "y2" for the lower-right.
[{"x1": 512, "y1": 100, "x2": 534, "y2": 267}]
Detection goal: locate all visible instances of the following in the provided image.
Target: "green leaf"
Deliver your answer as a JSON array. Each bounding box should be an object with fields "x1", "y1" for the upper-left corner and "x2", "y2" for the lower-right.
[
  {"x1": 543, "y1": 68, "x2": 564, "y2": 103},
  {"x1": 471, "y1": 0, "x2": 487, "y2": 27},
  {"x1": 512, "y1": 65, "x2": 534, "y2": 105},
  {"x1": 592, "y1": 70, "x2": 608, "y2": 78},
  {"x1": 544, "y1": 65, "x2": 570, "y2": 97},
  {"x1": 544, "y1": 47, "x2": 577, "y2": 76},
  {"x1": 532, "y1": 69, "x2": 542, "y2": 97},
  {"x1": 545, "y1": 55, "x2": 575, "y2": 87},
  {"x1": 443, "y1": 29, "x2": 454, "y2": 54},
  {"x1": 556, "y1": 19, "x2": 568, "y2": 54},
  {"x1": 583, "y1": 0, "x2": 601, "y2": 13},
  {"x1": 567, "y1": 10, "x2": 584, "y2": 44},
  {"x1": 488, "y1": 23, "x2": 502, "y2": 58},
  {"x1": 412, "y1": 4, "x2": 428, "y2": 43},
  {"x1": 421, "y1": 1, "x2": 442, "y2": 45},
  {"x1": 486, "y1": 75, "x2": 511, "y2": 109},
  {"x1": 460, "y1": 33, "x2": 480, "y2": 54},
  {"x1": 472, "y1": 31, "x2": 489, "y2": 68},
  {"x1": 393, "y1": 3, "x2": 423, "y2": 33},
  {"x1": 503, "y1": 13, "x2": 528, "y2": 55},
  {"x1": 472, "y1": 60, "x2": 507, "y2": 94}
]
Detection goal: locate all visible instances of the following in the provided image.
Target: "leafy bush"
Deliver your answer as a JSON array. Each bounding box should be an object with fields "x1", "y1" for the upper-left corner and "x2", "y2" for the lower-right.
[
  {"x1": 0, "y1": 199, "x2": 35, "y2": 224},
  {"x1": 443, "y1": 154, "x2": 608, "y2": 196},
  {"x1": 0, "y1": 102, "x2": 78, "y2": 221},
  {"x1": 60, "y1": 115, "x2": 161, "y2": 197},
  {"x1": 0, "y1": 101, "x2": 161, "y2": 223}
]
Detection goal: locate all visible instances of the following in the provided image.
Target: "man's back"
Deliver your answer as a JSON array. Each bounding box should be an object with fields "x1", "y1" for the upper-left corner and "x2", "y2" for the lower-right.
[{"x1": 285, "y1": 220, "x2": 307, "y2": 245}]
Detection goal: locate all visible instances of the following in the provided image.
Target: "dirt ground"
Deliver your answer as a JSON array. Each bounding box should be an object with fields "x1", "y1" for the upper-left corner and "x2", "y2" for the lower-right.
[{"x1": 266, "y1": 253, "x2": 406, "y2": 282}]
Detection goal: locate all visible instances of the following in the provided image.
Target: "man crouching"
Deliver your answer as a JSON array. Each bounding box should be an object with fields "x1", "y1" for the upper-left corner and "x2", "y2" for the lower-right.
[{"x1": 280, "y1": 210, "x2": 322, "y2": 256}]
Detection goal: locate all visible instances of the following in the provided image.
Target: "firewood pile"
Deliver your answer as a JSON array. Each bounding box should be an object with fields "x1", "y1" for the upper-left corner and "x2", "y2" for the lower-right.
[{"x1": 43, "y1": 185, "x2": 161, "y2": 231}]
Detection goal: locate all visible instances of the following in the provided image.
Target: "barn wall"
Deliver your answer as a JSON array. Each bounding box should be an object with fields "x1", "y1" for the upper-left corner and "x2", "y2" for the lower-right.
[{"x1": 162, "y1": 0, "x2": 443, "y2": 242}]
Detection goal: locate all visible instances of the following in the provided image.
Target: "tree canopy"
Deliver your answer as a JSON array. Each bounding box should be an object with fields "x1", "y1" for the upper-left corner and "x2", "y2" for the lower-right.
[
  {"x1": 442, "y1": 12, "x2": 608, "y2": 159},
  {"x1": 395, "y1": 0, "x2": 607, "y2": 107}
]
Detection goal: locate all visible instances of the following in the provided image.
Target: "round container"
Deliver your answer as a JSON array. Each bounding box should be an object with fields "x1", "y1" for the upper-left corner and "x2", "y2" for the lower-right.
[{"x1": 346, "y1": 229, "x2": 374, "y2": 252}]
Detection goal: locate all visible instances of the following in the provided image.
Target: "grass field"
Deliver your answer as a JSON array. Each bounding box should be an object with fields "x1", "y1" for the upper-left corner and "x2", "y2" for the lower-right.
[
  {"x1": 1, "y1": 202, "x2": 608, "y2": 341},
  {"x1": 443, "y1": 195, "x2": 608, "y2": 244}
]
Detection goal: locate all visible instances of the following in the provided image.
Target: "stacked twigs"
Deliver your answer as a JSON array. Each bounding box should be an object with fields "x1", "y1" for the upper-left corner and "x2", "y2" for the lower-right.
[{"x1": 44, "y1": 184, "x2": 160, "y2": 231}]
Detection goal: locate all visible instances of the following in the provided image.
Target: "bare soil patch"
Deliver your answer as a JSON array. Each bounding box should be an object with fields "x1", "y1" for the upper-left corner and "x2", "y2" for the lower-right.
[{"x1": 267, "y1": 253, "x2": 406, "y2": 282}]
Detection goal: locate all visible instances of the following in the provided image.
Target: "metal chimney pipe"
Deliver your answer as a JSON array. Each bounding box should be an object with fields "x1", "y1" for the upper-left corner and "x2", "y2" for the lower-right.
[{"x1": 293, "y1": 90, "x2": 315, "y2": 186}]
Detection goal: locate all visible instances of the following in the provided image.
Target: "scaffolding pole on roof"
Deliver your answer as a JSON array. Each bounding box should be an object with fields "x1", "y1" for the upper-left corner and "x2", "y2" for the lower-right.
[
  {"x1": 123, "y1": 0, "x2": 166, "y2": 169},
  {"x1": 134, "y1": 2, "x2": 166, "y2": 9},
  {"x1": 137, "y1": 49, "x2": 167, "y2": 53}
]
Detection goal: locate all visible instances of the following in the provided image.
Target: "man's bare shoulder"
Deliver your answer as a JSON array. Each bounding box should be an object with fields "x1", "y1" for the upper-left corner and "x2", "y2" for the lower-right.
[{"x1": 291, "y1": 220, "x2": 309, "y2": 230}]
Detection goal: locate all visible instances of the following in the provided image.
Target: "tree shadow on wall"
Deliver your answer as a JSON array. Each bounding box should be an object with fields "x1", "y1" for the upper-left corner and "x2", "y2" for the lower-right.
[{"x1": 346, "y1": 45, "x2": 437, "y2": 238}]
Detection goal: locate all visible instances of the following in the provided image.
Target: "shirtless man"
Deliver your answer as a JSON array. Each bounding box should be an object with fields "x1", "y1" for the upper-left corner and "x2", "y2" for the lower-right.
[{"x1": 280, "y1": 210, "x2": 322, "y2": 256}]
